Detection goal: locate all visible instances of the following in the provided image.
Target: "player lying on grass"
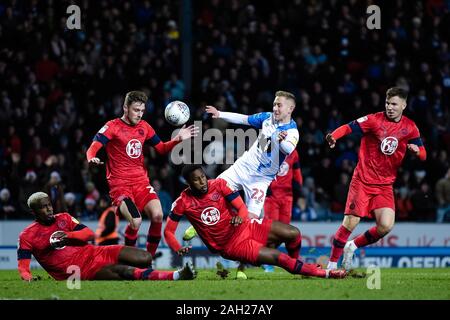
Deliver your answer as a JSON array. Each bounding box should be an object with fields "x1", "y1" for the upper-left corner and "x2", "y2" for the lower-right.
[
  {"x1": 164, "y1": 165, "x2": 347, "y2": 279},
  {"x1": 17, "y1": 192, "x2": 196, "y2": 282}
]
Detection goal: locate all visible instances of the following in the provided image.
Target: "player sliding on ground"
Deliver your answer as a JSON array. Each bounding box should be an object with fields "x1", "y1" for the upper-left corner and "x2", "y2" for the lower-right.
[
  {"x1": 165, "y1": 165, "x2": 347, "y2": 279},
  {"x1": 326, "y1": 87, "x2": 427, "y2": 270},
  {"x1": 184, "y1": 90, "x2": 299, "y2": 278},
  {"x1": 17, "y1": 192, "x2": 196, "y2": 281}
]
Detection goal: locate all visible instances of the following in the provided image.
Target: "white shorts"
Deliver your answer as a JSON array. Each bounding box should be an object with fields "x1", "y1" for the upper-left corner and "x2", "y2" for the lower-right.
[{"x1": 218, "y1": 164, "x2": 273, "y2": 217}]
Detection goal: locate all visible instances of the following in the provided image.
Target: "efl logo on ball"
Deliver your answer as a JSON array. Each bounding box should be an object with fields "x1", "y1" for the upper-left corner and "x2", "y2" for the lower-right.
[{"x1": 165, "y1": 101, "x2": 190, "y2": 126}]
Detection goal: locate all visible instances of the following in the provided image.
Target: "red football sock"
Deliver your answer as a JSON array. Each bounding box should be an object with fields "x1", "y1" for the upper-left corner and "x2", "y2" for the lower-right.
[
  {"x1": 286, "y1": 232, "x2": 302, "y2": 259},
  {"x1": 147, "y1": 270, "x2": 174, "y2": 280},
  {"x1": 133, "y1": 268, "x2": 174, "y2": 280},
  {"x1": 353, "y1": 226, "x2": 383, "y2": 248},
  {"x1": 146, "y1": 222, "x2": 162, "y2": 257},
  {"x1": 124, "y1": 225, "x2": 139, "y2": 247},
  {"x1": 329, "y1": 225, "x2": 352, "y2": 262},
  {"x1": 277, "y1": 253, "x2": 326, "y2": 277},
  {"x1": 133, "y1": 268, "x2": 145, "y2": 280}
]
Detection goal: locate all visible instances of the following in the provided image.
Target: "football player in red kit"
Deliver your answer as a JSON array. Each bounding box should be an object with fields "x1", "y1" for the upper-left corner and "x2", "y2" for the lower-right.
[
  {"x1": 326, "y1": 87, "x2": 427, "y2": 270},
  {"x1": 264, "y1": 149, "x2": 302, "y2": 224},
  {"x1": 86, "y1": 91, "x2": 198, "y2": 257},
  {"x1": 17, "y1": 192, "x2": 196, "y2": 281},
  {"x1": 164, "y1": 165, "x2": 347, "y2": 279}
]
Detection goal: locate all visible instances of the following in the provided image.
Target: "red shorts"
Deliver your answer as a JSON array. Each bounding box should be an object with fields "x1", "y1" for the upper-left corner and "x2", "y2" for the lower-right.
[
  {"x1": 222, "y1": 218, "x2": 272, "y2": 265},
  {"x1": 264, "y1": 196, "x2": 293, "y2": 224},
  {"x1": 109, "y1": 179, "x2": 159, "y2": 212},
  {"x1": 345, "y1": 174, "x2": 394, "y2": 219},
  {"x1": 77, "y1": 244, "x2": 123, "y2": 280}
]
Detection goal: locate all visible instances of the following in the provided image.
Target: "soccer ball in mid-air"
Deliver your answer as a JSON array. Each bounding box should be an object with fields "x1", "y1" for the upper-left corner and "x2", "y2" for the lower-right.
[{"x1": 165, "y1": 101, "x2": 190, "y2": 126}]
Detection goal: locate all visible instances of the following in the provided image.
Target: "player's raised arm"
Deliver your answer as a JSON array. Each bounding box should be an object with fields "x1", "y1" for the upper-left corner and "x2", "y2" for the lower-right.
[
  {"x1": 164, "y1": 216, "x2": 192, "y2": 256},
  {"x1": 407, "y1": 132, "x2": 427, "y2": 161},
  {"x1": 164, "y1": 198, "x2": 191, "y2": 255},
  {"x1": 326, "y1": 116, "x2": 368, "y2": 148},
  {"x1": 206, "y1": 105, "x2": 250, "y2": 125},
  {"x1": 86, "y1": 141, "x2": 104, "y2": 165}
]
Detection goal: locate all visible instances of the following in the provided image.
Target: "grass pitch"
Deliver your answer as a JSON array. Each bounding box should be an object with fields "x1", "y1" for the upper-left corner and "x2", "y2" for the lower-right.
[{"x1": 1, "y1": 268, "x2": 449, "y2": 300}]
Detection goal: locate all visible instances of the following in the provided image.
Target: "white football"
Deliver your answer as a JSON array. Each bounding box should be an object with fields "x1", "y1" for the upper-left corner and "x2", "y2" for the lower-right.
[{"x1": 165, "y1": 101, "x2": 190, "y2": 126}]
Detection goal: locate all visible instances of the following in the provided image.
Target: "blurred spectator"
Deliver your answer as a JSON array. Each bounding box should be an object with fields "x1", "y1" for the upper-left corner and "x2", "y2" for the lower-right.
[
  {"x1": 82, "y1": 197, "x2": 98, "y2": 221},
  {"x1": 292, "y1": 196, "x2": 318, "y2": 222},
  {"x1": 395, "y1": 187, "x2": 414, "y2": 221},
  {"x1": 64, "y1": 192, "x2": 80, "y2": 219},
  {"x1": 410, "y1": 182, "x2": 436, "y2": 221},
  {"x1": 43, "y1": 171, "x2": 66, "y2": 213},
  {"x1": 18, "y1": 170, "x2": 40, "y2": 214},
  {"x1": 435, "y1": 168, "x2": 450, "y2": 222},
  {"x1": 85, "y1": 181, "x2": 100, "y2": 201},
  {"x1": 0, "y1": 188, "x2": 17, "y2": 219}
]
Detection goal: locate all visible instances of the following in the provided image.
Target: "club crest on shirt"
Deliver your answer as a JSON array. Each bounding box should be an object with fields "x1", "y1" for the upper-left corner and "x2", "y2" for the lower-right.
[
  {"x1": 201, "y1": 207, "x2": 220, "y2": 226},
  {"x1": 380, "y1": 136, "x2": 398, "y2": 155},
  {"x1": 138, "y1": 128, "x2": 145, "y2": 136},
  {"x1": 210, "y1": 192, "x2": 220, "y2": 201},
  {"x1": 126, "y1": 139, "x2": 142, "y2": 158},
  {"x1": 57, "y1": 220, "x2": 67, "y2": 229}
]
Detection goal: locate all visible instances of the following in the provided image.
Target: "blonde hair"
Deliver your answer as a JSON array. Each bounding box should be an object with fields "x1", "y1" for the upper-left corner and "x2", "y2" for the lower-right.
[
  {"x1": 275, "y1": 91, "x2": 296, "y2": 107},
  {"x1": 27, "y1": 192, "x2": 49, "y2": 211}
]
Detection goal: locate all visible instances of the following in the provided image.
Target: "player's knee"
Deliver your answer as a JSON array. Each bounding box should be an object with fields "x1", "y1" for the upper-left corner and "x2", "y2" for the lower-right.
[
  {"x1": 139, "y1": 250, "x2": 152, "y2": 265},
  {"x1": 151, "y1": 211, "x2": 163, "y2": 223},
  {"x1": 130, "y1": 217, "x2": 142, "y2": 230},
  {"x1": 288, "y1": 225, "x2": 301, "y2": 240},
  {"x1": 377, "y1": 223, "x2": 393, "y2": 236}
]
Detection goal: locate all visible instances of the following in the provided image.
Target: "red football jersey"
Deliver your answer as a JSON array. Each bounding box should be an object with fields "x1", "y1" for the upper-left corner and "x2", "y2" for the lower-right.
[
  {"x1": 268, "y1": 149, "x2": 302, "y2": 196},
  {"x1": 94, "y1": 119, "x2": 159, "y2": 183},
  {"x1": 171, "y1": 179, "x2": 242, "y2": 253},
  {"x1": 18, "y1": 213, "x2": 90, "y2": 280},
  {"x1": 353, "y1": 112, "x2": 422, "y2": 185}
]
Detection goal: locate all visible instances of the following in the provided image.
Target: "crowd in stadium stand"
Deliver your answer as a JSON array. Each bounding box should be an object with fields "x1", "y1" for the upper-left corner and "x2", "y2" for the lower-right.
[{"x1": 1, "y1": 0, "x2": 450, "y2": 222}]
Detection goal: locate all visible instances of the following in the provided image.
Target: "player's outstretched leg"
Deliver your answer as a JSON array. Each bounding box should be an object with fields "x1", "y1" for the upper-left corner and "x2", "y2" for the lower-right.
[
  {"x1": 266, "y1": 221, "x2": 302, "y2": 259},
  {"x1": 117, "y1": 199, "x2": 142, "y2": 247},
  {"x1": 144, "y1": 199, "x2": 163, "y2": 258},
  {"x1": 257, "y1": 247, "x2": 347, "y2": 279},
  {"x1": 327, "y1": 215, "x2": 359, "y2": 270},
  {"x1": 93, "y1": 263, "x2": 196, "y2": 281},
  {"x1": 342, "y1": 208, "x2": 394, "y2": 270}
]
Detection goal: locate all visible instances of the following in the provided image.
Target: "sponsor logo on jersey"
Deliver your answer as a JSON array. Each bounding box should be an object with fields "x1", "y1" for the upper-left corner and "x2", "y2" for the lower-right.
[
  {"x1": 201, "y1": 207, "x2": 221, "y2": 226},
  {"x1": 277, "y1": 161, "x2": 289, "y2": 176},
  {"x1": 380, "y1": 136, "x2": 398, "y2": 155},
  {"x1": 126, "y1": 139, "x2": 142, "y2": 158}
]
